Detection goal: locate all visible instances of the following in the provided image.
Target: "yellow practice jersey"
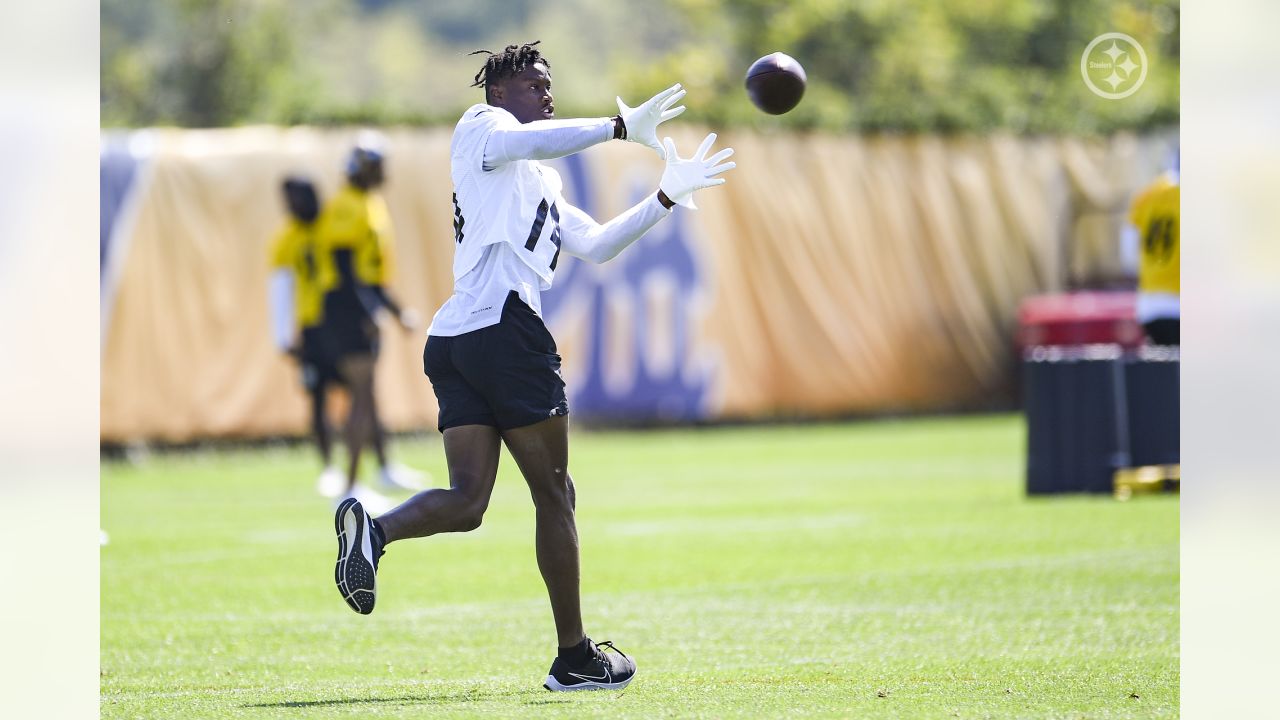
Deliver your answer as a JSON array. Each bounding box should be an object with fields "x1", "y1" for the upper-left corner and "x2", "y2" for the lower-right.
[
  {"x1": 314, "y1": 185, "x2": 397, "y2": 294},
  {"x1": 268, "y1": 220, "x2": 325, "y2": 328},
  {"x1": 1129, "y1": 176, "x2": 1180, "y2": 296}
]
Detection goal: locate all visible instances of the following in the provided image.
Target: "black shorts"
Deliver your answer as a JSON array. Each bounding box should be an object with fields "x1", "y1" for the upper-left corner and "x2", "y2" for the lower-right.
[
  {"x1": 299, "y1": 327, "x2": 343, "y2": 392},
  {"x1": 319, "y1": 248, "x2": 381, "y2": 360},
  {"x1": 423, "y1": 291, "x2": 569, "y2": 432},
  {"x1": 1143, "y1": 318, "x2": 1180, "y2": 346},
  {"x1": 320, "y1": 291, "x2": 380, "y2": 361}
]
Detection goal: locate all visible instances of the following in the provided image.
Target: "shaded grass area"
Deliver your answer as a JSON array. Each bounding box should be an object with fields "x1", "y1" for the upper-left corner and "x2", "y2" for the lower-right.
[{"x1": 101, "y1": 415, "x2": 1178, "y2": 719}]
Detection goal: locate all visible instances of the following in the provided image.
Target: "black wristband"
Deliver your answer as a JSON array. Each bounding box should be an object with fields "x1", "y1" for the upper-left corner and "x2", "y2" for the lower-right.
[{"x1": 612, "y1": 115, "x2": 627, "y2": 140}]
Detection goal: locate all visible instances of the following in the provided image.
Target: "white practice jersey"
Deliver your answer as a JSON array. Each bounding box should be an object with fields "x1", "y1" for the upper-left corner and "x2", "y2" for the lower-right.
[{"x1": 428, "y1": 104, "x2": 672, "y2": 337}]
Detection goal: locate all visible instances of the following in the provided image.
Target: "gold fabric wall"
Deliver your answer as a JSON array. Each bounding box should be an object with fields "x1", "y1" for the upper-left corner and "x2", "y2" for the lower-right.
[{"x1": 100, "y1": 127, "x2": 1175, "y2": 441}]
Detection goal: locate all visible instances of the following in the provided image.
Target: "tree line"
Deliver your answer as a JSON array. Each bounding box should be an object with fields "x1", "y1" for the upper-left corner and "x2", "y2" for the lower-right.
[{"x1": 102, "y1": 0, "x2": 1178, "y2": 134}]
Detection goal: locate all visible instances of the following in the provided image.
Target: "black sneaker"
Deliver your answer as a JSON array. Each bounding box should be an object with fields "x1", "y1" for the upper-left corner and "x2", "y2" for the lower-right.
[
  {"x1": 334, "y1": 497, "x2": 384, "y2": 615},
  {"x1": 544, "y1": 639, "x2": 637, "y2": 691}
]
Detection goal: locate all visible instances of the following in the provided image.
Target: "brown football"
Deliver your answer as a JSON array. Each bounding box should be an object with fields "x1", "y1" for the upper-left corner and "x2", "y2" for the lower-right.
[{"x1": 745, "y1": 52, "x2": 807, "y2": 115}]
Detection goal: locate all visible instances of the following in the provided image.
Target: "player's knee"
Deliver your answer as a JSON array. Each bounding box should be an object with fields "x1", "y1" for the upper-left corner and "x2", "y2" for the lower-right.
[
  {"x1": 528, "y1": 473, "x2": 573, "y2": 513},
  {"x1": 457, "y1": 515, "x2": 483, "y2": 532},
  {"x1": 454, "y1": 497, "x2": 489, "y2": 532}
]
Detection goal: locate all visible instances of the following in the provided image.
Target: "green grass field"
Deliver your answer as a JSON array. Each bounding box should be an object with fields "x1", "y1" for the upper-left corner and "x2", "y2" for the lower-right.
[{"x1": 101, "y1": 414, "x2": 1178, "y2": 719}]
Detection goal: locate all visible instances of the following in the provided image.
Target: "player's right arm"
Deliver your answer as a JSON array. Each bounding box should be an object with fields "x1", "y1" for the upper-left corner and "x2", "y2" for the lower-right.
[
  {"x1": 268, "y1": 269, "x2": 297, "y2": 354},
  {"x1": 483, "y1": 116, "x2": 616, "y2": 170},
  {"x1": 267, "y1": 261, "x2": 297, "y2": 355},
  {"x1": 267, "y1": 227, "x2": 298, "y2": 354},
  {"x1": 480, "y1": 85, "x2": 687, "y2": 170}
]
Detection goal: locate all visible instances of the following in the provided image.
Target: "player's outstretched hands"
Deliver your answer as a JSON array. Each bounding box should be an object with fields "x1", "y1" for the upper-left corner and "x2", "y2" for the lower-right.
[
  {"x1": 617, "y1": 84, "x2": 686, "y2": 156},
  {"x1": 659, "y1": 133, "x2": 736, "y2": 210}
]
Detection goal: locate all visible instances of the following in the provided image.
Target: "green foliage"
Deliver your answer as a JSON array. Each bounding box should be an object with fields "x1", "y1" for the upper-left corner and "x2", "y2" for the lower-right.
[
  {"x1": 665, "y1": 0, "x2": 1179, "y2": 133},
  {"x1": 101, "y1": 415, "x2": 1179, "y2": 718},
  {"x1": 101, "y1": 0, "x2": 1179, "y2": 133},
  {"x1": 102, "y1": 0, "x2": 296, "y2": 127}
]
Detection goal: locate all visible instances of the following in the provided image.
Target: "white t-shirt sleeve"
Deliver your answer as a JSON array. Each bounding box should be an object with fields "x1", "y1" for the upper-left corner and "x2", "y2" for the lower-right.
[
  {"x1": 267, "y1": 269, "x2": 295, "y2": 351},
  {"x1": 453, "y1": 106, "x2": 508, "y2": 175},
  {"x1": 482, "y1": 117, "x2": 614, "y2": 171},
  {"x1": 558, "y1": 194, "x2": 672, "y2": 264}
]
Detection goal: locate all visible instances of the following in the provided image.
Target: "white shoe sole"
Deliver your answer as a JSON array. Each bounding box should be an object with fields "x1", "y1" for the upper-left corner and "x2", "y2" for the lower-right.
[
  {"x1": 334, "y1": 498, "x2": 377, "y2": 614},
  {"x1": 543, "y1": 673, "x2": 635, "y2": 692}
]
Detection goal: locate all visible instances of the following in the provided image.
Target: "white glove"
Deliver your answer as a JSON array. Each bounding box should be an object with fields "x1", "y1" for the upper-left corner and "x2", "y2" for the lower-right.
[
  {"x1": 659, "y1": 133, "x2": 736, "y2": 210},
  {"x1": 616, "y1": 83, "x2": 687, "y2": 156}
]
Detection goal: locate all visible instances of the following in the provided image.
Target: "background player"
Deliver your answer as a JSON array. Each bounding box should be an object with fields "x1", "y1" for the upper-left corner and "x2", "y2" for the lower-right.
[
  {"x1": 332, "y1": 42, "x2": 735, "y2": 691},
  {"x1": 314, "y1": 138, "x2": 427, "y2": 510},
  {"x1": 267, "y1": 176, "x2": 345, "y2": 494},
  {"x1": 1128, "y1": 151, "x2": 1180, "y2": 345}
]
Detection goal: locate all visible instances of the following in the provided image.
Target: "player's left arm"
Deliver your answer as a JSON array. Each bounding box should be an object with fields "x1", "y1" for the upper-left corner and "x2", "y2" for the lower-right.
[
  {"x1": 560, "y1": 132, "x2": 736, "y2": 264},
  {"x1": 359, "y1": 285, "x2": 420, "y2": 330},
  {"x1": 558, "y1": 195, "x2": 672, "y2": 264}
]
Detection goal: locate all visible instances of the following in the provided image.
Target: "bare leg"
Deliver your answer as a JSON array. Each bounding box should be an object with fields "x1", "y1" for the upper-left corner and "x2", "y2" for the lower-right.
[
  {"x1": 338, "y1": 354, "x2": 377, "y2": 491},
  {"x1": 376, "y1": 424, "x2": 501, "y2": 542},
  {"x1": 366, "y1": 326, "x2": 390, "y2": 469},
  {"x1": 309, "y1": 380, "x2": 333, "y2": 467},
  {"x1": 502, "y1": 415, "x2": 585, "y2": 649},
  {"x1": 369, "y1": 414, "x2": 390, "y2": 469}
]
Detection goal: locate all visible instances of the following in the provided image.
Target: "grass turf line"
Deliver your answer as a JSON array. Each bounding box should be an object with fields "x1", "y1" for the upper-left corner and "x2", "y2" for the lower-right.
[{"x1": 101, "y1": 414, "x2": 1178, "y2": 719}]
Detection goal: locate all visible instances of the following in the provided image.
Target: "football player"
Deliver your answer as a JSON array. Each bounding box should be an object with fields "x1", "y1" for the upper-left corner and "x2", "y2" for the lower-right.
[
  {"x1": 268, "y1": 176, "x2": 345, "y2": 495},
  {"x1": 314, "y1": 137, "x2": 427, "y2": 511},
  {"x1": 333, "y1": 41, "x2": 734, "y2": 690},
  {"x1": 1128, "y1": 153, "x2": 1180, "y2": 345}
]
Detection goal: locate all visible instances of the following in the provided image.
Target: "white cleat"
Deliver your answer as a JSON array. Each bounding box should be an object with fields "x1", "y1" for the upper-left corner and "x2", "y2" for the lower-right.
[
  {"x1": 338, "y1": 485, "x2": 395, "y2": 514},
  {"x1": 316, "y1": 465, "x2": 347, "y2": 498},
  {"x1": 379, "y1": 462, "x2": 427, "y2": 492}
]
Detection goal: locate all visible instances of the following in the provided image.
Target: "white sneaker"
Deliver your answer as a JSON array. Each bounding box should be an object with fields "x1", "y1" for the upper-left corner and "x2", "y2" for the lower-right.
[
  {"x1": 340, "y1": 485, "x2": 395, "y2": 514},
  {"x1": 380, "y1": 462, "x2": 427, "y2": 492},
  {"x1": 316, "y1": 465, "x2": 346, "y2": 498}
]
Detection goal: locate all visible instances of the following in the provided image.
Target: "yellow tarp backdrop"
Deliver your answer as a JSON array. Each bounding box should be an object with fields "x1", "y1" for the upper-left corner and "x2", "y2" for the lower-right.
[{"x1": 100, "y1": 127, "x2": 1175, "y2": 442}]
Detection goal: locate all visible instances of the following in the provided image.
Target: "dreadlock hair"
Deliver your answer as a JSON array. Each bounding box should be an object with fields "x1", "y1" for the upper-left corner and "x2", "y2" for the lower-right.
[{"x1": 469, "y1": 41, "x2": 550, "y2": 104}]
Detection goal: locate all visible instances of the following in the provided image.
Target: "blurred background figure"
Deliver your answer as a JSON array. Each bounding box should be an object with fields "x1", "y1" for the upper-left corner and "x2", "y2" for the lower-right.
[
  {"x1": 267, "y1": 143, "x2": 426, "y2": 512},
  {"x1": 268, "y1": 175, "x2": 348, "y2": 496},
  {"x1": 315, "y1": 133, "x2": 426, "y2": 510},
  {"x1": 1128, "y1": 151, "x2": 1181, "y2": 345}
]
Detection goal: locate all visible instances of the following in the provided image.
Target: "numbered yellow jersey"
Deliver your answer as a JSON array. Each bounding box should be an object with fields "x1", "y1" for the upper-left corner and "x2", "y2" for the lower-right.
[
  {"x1": 1129, "y1": 177, "x2": 1180, "y2": 296},
  {"x1": 315, "y1": 185, "x2": 397, "y2": 293},
  {"x1": 268, "y1": 220, "x2": 325, "y2": 329}
]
